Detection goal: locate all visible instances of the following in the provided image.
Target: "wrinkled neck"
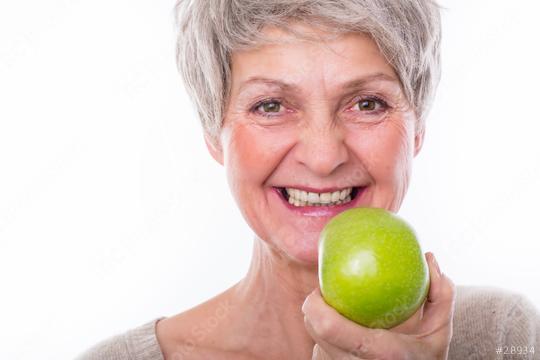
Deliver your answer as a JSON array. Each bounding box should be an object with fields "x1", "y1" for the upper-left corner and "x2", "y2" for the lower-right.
[
  {"x1": 236, "y1": 237, "x2": 319, "y2": 308},
  {"x1": 231, "y1": 237, "x2": 318, "y2": 358}
]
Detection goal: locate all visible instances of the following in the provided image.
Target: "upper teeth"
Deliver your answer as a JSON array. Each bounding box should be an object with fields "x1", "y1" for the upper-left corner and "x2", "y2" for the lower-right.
[{"x1": 286, "y1": 187, "x2": 353, "y2": 206}]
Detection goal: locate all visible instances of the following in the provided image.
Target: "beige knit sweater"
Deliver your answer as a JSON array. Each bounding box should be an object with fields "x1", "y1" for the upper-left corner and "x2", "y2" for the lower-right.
[{"x1": 76, "y1": 286, "x2": 540, "y2": 359}]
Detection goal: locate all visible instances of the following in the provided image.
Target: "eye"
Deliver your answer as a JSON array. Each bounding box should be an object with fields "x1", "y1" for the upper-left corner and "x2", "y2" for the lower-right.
[
  {"x1": 354, "y1": 98, "x2": 383, "y2": 112},
  {"x1": 346, "y1": 96, "x2": 390, "y2": 123},
  {"x1": 259, "y1": 101, "x2": 281, "y2": 113},
  {"x1": 250, "y1": 99, "x2": 288, "y2": 118},
  {"x1": 344, "y1": 95, "x2": 391, "y2": 123},
  {"x1": 257, "y1": 100, "x2": 282, "y2": 114}
]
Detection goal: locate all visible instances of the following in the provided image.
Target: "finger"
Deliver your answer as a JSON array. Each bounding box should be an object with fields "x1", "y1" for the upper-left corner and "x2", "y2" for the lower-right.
[
  {"x1": 306, "y1": 319, "x2": 362, "y2": 360},
  {"x1": 312, "y1": 344, "x2": 327, "y2": 360},
  {"x1": 390, "y1": 300, "x2": 424, "y2": 334},
  {"x1": 302, "y1": 288, "x2": 404, "y2": 359},
  {"x1": 312, "y1": 344, "x2": 346, "y2": 360},
  {"x1": 420, "y1": 252, "x2": 456, "y2": 334}
]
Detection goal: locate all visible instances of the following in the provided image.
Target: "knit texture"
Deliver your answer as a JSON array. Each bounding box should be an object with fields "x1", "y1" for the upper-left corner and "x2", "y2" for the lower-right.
[
  {"x1": 76, "y1": 317, "x2": 166, "y2": 360},
  {"x1": 76, "y1": 286, "x2": 540, "y2": 359},
  {"x1": 448, "y1": 286, "x2": 540, "y2": 359}
]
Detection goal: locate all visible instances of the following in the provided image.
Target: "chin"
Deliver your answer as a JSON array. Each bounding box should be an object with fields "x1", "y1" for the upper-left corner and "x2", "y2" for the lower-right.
[
  {"x1": 274, "y1": 231, "x2": 320, "y2": 266},
  {"x1": 287, "y1": 248, "x2": 319, "y2": 266}
]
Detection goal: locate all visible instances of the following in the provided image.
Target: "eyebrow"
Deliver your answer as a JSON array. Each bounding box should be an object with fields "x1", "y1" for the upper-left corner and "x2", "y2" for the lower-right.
[{"x1": 237, "y1": 73, "x2": 399, "y2": 94}]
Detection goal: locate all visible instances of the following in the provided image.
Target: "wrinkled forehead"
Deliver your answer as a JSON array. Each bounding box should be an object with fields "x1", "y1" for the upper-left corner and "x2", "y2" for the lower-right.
[{"x1": 228, "y1": 23, "x2": 400, "y2": 97}]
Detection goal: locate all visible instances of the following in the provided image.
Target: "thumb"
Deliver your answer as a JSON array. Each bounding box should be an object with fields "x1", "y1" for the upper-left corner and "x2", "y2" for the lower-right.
[{"x1": 421, "y1": 252, "x2": 456, "y2": 332}]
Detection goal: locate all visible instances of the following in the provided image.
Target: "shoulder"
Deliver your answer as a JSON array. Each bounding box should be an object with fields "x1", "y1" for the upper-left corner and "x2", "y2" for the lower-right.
[
  {"x1": 449, "y1": 285, "x2": 540, "y2": 359},
  {"x1": 75, "y1": 317, "x2": 166, "y2": 360}
]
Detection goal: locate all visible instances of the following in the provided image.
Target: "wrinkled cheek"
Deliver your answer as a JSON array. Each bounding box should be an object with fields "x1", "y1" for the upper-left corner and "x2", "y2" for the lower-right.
[
  {"x1": 380, "y1": 122, "x2": 415, "y2": 209},
  {"x1": 221, "y1": 123, "x2": 294, "y2": 234},
  {"x1": 222, "y1": 126, "x2": 269, "y2": 218},
  {"x1": 355, "y1": 119, "x2": 415, "y2": 210},
  {"x1": 382, "y1": 136, "x2": 413, "y2": 186},
  {"x1": 224, "y1": 123, "x2": 297, "y2": 187},
  {"x1": 391, "y1": 121, "x2": 415, "y2": 185}
]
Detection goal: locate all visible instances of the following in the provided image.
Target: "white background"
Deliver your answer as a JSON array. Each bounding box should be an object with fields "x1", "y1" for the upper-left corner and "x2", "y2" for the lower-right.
[{"x1": 1, "y1": 1, "x2": 539, "y2": 359}]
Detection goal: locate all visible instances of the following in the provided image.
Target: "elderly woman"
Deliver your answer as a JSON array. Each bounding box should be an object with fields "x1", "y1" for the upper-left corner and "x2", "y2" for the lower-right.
[{"x1": 78, "y1": 0, "x2": 540, "y2": 359}]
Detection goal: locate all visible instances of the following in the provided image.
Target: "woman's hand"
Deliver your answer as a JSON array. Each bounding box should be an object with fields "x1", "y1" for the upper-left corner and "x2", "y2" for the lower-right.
[{"x1": 302, "y1": 252, "x2": 455, "y2": 360}]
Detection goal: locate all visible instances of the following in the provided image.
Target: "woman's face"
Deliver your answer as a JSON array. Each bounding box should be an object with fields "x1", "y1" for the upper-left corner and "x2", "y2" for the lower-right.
[{"x1": 207, "y1": 24, "x2": 424, "y2": 265}]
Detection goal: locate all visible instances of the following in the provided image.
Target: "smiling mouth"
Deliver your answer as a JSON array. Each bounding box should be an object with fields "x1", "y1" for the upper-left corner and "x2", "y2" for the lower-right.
[{"x1": 276, "y1": 186, "x2": 361, "y2": 207}]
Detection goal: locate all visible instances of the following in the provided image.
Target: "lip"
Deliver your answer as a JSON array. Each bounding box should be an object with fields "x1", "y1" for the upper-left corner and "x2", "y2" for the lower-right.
[{"x1": 271, "y1": 186, "x2": 366, "y2": 218}]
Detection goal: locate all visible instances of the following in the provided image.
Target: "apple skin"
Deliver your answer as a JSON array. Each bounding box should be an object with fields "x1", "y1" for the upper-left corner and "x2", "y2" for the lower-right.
[{"x1": 318, "y1": 207, "x2": 429, "y2": 329}]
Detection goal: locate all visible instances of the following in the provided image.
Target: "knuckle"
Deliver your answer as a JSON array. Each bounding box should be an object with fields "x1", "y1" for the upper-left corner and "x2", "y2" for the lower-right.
[
  {"x1": 350, "y1": 340, "x2": 370, "y2": 357},
  {"x1": 350, "y1": 333, "x2": 378, "y2": 358}
]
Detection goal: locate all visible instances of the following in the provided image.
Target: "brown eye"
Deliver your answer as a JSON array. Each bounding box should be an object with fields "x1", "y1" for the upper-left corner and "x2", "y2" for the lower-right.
[
  {"x1": 357, "y1": 99, "x2": 377, "y2": 111},
  {"x1": 347, "y1": 96, "x2": 390, "y2": 123},
  {"x1": 260, "y1": 101, "x2": 281, "y2": 113}
]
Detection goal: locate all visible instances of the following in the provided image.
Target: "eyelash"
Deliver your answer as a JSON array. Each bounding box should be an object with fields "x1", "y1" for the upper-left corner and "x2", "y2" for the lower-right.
[{"x1": 249, "y1": 95, "x2": 391, "y2": 118}]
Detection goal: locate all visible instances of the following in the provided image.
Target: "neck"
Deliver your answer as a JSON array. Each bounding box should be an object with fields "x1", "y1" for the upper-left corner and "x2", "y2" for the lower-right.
[{"x1": 231, "y1": 238, "x2": 318, "y2": 358}]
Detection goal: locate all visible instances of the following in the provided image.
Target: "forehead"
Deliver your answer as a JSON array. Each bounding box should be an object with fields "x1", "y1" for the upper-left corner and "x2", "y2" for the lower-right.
[{"x1": 230, "y1": 23, "x2": 398, "y2": 92}]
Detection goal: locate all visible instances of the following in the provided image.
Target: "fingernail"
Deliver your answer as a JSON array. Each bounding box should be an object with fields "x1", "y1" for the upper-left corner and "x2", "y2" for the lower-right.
[
  {"x1": 302, "y1": 289, "x2": 316, "y2": 314},
  {"x1": 431, "y1": 252, "x2": 441, "y2": 277}
]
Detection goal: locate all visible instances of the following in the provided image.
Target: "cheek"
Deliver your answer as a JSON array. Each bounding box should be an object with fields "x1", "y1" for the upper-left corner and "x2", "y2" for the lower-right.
[
  {"x1": 222, "y1": 123, "x2": 307, "y2": 257},
  {"x1": 350, "y1": 118, "x2": 415, "y2": 185},
  {"x1": 222, "y1": 123, "x2": 294, "y2": 195}
]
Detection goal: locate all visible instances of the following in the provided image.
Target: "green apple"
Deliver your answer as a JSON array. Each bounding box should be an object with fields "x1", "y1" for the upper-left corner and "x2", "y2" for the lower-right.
[{"x1": 318, "y1": 207, "x2": 429, "y2": 329}]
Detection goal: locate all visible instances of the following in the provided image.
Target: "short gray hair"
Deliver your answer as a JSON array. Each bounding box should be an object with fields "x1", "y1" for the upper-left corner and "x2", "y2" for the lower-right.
[{"x1": 174, "y1": 0, "x2": 442, "y2": 140}]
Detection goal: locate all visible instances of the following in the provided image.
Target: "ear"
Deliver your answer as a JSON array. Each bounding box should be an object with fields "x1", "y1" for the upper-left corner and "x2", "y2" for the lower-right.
[
  {"x1": 204, "y1": 132, "x2": 224, "y2": 165},
  {"x1": 413, "y1": 126, "x2": 425, "y2": 157}
]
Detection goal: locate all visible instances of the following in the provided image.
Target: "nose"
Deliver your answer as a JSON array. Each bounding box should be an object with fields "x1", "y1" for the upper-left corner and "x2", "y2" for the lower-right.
[{"x1": 295, "y1": 119, "x2": 349, "y2": 177}]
